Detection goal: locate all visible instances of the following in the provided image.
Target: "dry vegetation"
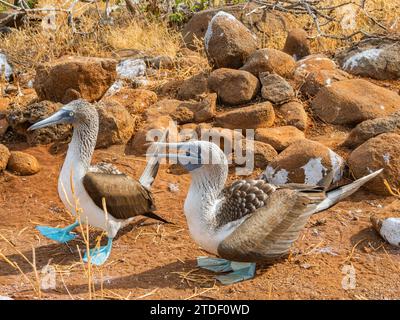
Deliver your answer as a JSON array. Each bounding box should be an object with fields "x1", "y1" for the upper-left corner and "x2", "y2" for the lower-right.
[{"x1": 1, "y1": 0, "x2": 399, "y2": 75}]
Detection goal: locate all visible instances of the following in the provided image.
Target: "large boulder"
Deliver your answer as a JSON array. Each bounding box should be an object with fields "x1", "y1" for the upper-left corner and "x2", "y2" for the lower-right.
[
  {"x1": 102, "y1": 88, "x2": 157, "y2": 115},
  {"x1": 295, "y1": 54, "x2": 336, "y2": 73},
  {"x1": 7, "y1": 151, "x2": 40, "y2": 176},
  {"x1": 6, "y1": 101, "x2": 71, "y2": 145},
  {"x1": 145, "y1": 95, "x2": 216, "y2": 124},
  {"x1": 344, "y1": 111, "x2": 400, "y2": 149},
  {"x1": 175, "y1": 94, "x2": 217, "y2": 123},
  {"x1": 337, "y1": 39, "x2": 400, "y2": 80},
  {"x1": 96, "y1": 101, "x2": 136, "y2": 148},
  {"x1": 158, "y1": 79, "x2": 185, "y2": 98},
  {"x1": 247, "y1": 140, "x2": 278, "y2": 169},
  {"x1": 34, "y1": 56, "x2": 117, "y2": 103},
  {"x1": 348, "y1": 133, "x2": 400, "y2": 195},
  {"x1": 311, "y1": 79, "x2": 400, "y2": 125},
  {"x1": 204, "y1": 11, "x2": 258, "y2": 69},
  {"x1": 0, "y1": 144, "x2": 10, "y2": 172},
  {"x1": 240, "y1": 48, "x2": 295, "y2": 78},
  {"x1": 300, "y1": 69, "x2": 351, "y2": 97},
  {"x1": 278, "y1": 101, "x2": 308, "y2": 131},
  {"x1": 182, "y1": 3, "x2": 290, "y2": 50},
  {"x1": 261, "y1": 139, "x2": 345, "y2": 186},
  {"x1": 197, "y1": 125, "x2": 244, "y2": 154},
  {"x1": 215, "y1": 102, "x2": 275, "y2": 129},
  {"x1": 255, "y1": 126, "x2": 305, "y2": 152},
  {"x1": 282, "y1": 28, "x2": 310, "y2": 60},
  {"x1": 128, "y1": 116, "x2": 172, "y2": 156},
  {"x1": 208, "y1": 68, "x2": 259, "y2": 105},
  {"x1": 177, "y1": 72, "x2": 209, "y2": 100},
  {"x1": 293, "y1": 54, "x2": 337, "y2": 84},
  {"x1": 182, "y1": 9, "x2": 216, "y2": 50},
  {"x1": 260, "y1": 72, "x2": 295, "y2": 104},
  {"x1": 145, "y1": 99, "x2": 182, "y2": 121}
]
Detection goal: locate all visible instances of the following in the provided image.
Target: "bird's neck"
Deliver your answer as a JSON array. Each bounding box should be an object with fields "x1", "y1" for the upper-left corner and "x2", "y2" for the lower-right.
[
  {"x1": 63, "y1": 120, "x2": 98, "y2": 179},
  {"x1": 183, "y1": 164, "x2": 229, "y2": 254},
  {"x1": 185, "y1": 164, "x2": 228, "y2": 226}
]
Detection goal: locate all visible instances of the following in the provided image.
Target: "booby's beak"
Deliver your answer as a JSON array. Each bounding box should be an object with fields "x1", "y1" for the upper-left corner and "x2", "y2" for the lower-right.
[
  {"x1": 28, "y1": 108, "x2": 74, "y2": 131},
  {"x1": 146, "y1": 142, "x2": 200, "y2": 166}
]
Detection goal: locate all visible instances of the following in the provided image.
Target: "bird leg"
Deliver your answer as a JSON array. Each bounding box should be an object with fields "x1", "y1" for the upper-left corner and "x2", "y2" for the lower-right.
[
  {"x1": 83, "y1": 237, "x2": 113, "y2": 266},
  {"x1": 197, "y1": 256, "x2": 256, "y2": 285},
  {"x1": 36, "y1": 221, "x2": 79, "y2": 243}
]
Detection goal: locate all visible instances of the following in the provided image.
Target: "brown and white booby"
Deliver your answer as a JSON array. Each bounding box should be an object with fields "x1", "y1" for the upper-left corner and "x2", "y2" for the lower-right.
[
  {"x1": 155, "y1": 140, "x2": 383, "y2": 284},
  {"x1": 28, "y1": 99, "x2": 169, "y2": 265}
]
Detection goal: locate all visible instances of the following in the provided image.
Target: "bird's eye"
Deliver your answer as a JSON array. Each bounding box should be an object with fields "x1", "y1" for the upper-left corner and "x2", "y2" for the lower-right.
[
  {"x1": 185, "y1": 151, "x2": 190, "y2": 157},
  {"x1": 69, "y1": 112, "x2": 74, "y2": 117}
]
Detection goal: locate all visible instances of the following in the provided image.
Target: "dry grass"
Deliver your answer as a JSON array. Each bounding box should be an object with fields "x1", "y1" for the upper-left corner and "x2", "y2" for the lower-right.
[
  {"x1": 0, "y1": 1, "x2": 181, "y2": 73},
  {"x1": 1, "y1": 0, "x2": 398, "y2": 78},
  {"x1": 258, "y1": 0, "x2": 400, "y2": 53},
  {"x1": 0, "y1": 233, "x2": 42, "y2": 298},
  {"x1": 105, "y1": 19, "x2": 181, "y2": 57}
]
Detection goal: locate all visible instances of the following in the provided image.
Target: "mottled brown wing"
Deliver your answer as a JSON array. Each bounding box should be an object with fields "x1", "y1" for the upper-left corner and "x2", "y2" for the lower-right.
[
  {"x1": 83, "y1": 172, "x2": 155, "y2": 220},
  {"x1": 215, "y1": 179, "x2": 276, "y2": 228},
  {"x1": 217, "y1": 188, "x2": 326, "y2": 263}
]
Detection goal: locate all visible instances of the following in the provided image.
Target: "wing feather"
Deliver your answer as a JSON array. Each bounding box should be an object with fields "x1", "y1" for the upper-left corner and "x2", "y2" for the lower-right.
[
  {"x1": 82, "y1": 172, "x2": 155, "y2": 220},
  {"x1": 217, "y1": 188, "x2": 326, "y2": 262}
]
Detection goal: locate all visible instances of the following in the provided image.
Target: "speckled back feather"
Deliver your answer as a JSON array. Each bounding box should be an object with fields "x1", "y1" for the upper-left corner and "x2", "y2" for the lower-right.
[
  {"x1": 217, "y1": 188, "x2": 327, "y2": 262},
  {"x1": 215, "y1": 179, "x2": 277, "y2": 228}
]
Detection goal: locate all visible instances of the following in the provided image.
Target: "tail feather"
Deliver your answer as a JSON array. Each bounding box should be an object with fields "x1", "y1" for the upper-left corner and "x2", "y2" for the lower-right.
[
  {"x1": 143, "y1": 212, "x2": 173, "y2": 224},
  {"x1": 139, "y1": 128, "x2": 169, "y2": 189},
  {"x1": 314, "y1": 168, "x2": 383, "y2": 214}
]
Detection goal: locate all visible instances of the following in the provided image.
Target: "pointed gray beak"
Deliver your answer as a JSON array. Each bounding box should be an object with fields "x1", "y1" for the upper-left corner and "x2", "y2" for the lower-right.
[
  {"x1": 28, "y1": 108, "x2": 73, "y2": 131},
  {"x1": 145, "y1": 142, "x2": 199, "y2": 164},
  {"x1": 147, "y1": 153, "x2": 198, "y2": 163}
]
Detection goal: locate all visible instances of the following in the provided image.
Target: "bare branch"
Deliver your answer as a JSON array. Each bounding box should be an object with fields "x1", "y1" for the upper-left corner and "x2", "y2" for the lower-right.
[{"x1": 249, "y1": 0, "x2": 392, "y2": 42}]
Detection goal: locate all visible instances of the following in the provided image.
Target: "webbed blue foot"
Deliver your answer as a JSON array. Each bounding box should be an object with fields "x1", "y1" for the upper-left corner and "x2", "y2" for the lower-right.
[
  {"x1": 83, "y1": 238, "x2": 113, "y2": 266},
  {"x1": 36, "y1": 221, "x2": 79, "y2": 243},
  {"x1": 197, "y1": 256, "x2": 256, "y2": 285}
]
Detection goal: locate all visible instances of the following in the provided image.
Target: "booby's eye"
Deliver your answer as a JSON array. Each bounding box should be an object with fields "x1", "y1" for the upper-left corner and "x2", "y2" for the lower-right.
[
  {"x1": 69, "y1": 112, "x2": 74, "y2": 117},
  {"x1": 185, "y1": 150, "x2": 191, "y2": 157}
]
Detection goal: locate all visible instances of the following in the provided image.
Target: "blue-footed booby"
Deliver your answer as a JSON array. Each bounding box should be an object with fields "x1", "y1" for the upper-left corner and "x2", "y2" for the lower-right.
[
  {"x1": 155, "y1": 140, "x2": 383, "y2": 284},
  {"x1": 28, "y1": 99, "x2": 169, "y2": 265}
]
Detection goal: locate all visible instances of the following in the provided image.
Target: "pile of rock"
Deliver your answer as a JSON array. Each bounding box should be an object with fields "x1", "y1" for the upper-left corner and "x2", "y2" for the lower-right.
[
  {"x1": 0, "y1": 143, "x2": 40, "y2": 175},
  {"x1": 336, "y1": 38, "x2": 400, "y2": 80},
  {"x1": 1, "y1": 7, "x2": 400, "y2": 196}
]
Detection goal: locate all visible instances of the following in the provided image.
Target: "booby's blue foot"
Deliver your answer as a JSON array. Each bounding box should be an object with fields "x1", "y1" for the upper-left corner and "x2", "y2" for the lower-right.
[
  {"x1": 36, "y1": 221, "x2": 79, "y2": 243},
  {"x1": 83, "y1": 238, "x2": 113, "y2": 266},
  {"x1": 197, "y1": 256, "x2": 256, "y2": 285},
  {"x1": 197, "y1": 256, "x2": 235, "y2": 272}
]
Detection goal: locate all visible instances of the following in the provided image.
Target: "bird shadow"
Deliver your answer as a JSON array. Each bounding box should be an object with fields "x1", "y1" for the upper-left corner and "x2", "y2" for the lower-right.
[
  {"x1": 54, "y1": 259, "x2": 207, "y2": 295},
  {"x1": 0, "y1": 219, "x2": 161, "y2": 277},
  {"x1": 57, "y1": 260, "x2": 275, "y2": 296},
  {"x1": 0, "y1": 241, "x2": 81, "y2": 276}
]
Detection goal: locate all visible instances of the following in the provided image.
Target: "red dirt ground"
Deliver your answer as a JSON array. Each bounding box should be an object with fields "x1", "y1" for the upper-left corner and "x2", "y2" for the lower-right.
[{"x1": 1, "y1": 135, "x2": 400, "y2": 300}]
